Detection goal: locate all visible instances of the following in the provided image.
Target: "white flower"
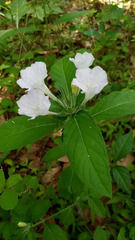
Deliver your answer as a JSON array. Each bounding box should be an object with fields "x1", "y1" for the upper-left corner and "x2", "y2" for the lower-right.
[
  {"x1": 17, "y1": 89, "x2": 51, "y2": 119},
  {"x1": 72, "y1": 66, "x2": 108, "y2": 104},
  {"x1": 17, "y1": 62, "x2": 57, "y2": 101},
  {"x1": 69, "y1": 52, "x2": 95, "y2": 69},
  {"x1": 17, "y1": 62, "x2": 47, "y2": 90}
]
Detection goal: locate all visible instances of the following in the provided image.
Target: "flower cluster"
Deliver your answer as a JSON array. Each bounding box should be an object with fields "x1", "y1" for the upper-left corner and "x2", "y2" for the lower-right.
[
  {"x1": 69, "y1": 52, "x2": 108, "y2": 104},
  {"x1": 17, "y1": 62, "x2": 57, "y2": 119},
  {"x1": 17, "y1": 52, "x2": 108, "y2": 119}
]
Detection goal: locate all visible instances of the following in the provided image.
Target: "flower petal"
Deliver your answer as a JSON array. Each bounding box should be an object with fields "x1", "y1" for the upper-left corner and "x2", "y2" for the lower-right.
[
  {"x1": 17, "y1": 62, "x2": 47, "y2": 90},
  {"x1": 69, "y1": 52, "x2": 95, "y2": 69},
  {"x1": 89, "y1": 66, "x2": 108, "y2": 95},
  {"x1": 17, "y1": 89, "x2": 51, "y2": 119},
  {"x1": 72, "y1": 68, "x2": 92, "y2": 93}
]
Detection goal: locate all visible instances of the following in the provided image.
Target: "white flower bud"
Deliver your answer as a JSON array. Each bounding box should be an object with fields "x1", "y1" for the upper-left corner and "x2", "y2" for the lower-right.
[{"x1": 18, "y1": 222, "x2": 27, "y2": 227}]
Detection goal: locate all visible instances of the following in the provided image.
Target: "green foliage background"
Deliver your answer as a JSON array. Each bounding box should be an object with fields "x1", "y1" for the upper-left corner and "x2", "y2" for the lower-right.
[{"x1": 0, "y1": 0, "x2": 135, "y2": 239}]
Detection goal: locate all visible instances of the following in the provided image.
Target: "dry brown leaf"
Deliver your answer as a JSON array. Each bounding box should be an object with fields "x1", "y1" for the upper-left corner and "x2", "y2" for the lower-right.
[
  {"x1": 83, "y1": 208, "x2": 91, "y2": 222},
  {"x1": 117, "y1": 154, "x2": 134, "y2": 168},
  {"x1": 53, "y1": 129, "x2": 62, "y2": 138},
  {"x1": 63, "y1": 162, "x2": 70, "y2": 169},
  {"x1": 42, "y1": 164, "x2": 61, "y2": 184},
  {"x1": 58, "y1": 155, "x2": 69, "y2": 163},
  {"x1": 29, "y1": 157, "x2": 41, "y2": 169}
]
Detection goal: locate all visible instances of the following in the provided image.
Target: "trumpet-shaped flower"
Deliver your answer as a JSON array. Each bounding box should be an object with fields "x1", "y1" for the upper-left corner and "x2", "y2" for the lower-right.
[
  {"x1": 17, "y1": 89, "x2": 51, "y2": 119},
  {"x1": 72, "y1": 66, "x2": 108, "y2": 104},
  {"x1": 17, "y1": 62, "x2": 56, "y2": 101},
  {"x1": 69, "y1": 52, "x2": 95, "y2": 69}
]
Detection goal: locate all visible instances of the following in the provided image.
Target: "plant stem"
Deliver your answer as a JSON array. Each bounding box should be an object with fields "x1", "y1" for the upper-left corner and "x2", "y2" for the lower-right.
[
  {"x1": 32, "y1": 203, "x2": 75, "y2": 228},
  {"x1": 43, "y1": 0, "x2": 51, "y2": 52}
]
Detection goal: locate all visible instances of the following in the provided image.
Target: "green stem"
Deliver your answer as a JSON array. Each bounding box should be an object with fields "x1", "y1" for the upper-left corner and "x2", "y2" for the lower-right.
[
  {"x1": 32, "y1": 203, "x2": 75, "y2": 228},
  {"x1": 43, "y1": 0, "x2": 51, "y2": 52}
]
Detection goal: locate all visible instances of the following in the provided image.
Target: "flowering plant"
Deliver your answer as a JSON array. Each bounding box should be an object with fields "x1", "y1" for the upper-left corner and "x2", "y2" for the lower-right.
[{"x1": 0, "y1": 52, "x2": 135, "y2": 198}]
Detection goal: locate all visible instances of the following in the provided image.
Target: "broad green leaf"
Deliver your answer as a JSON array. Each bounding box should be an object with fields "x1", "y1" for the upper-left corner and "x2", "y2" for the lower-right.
[
  {"x1": 112, "y1": 166, "x2": 131, "y2": 193},
  {"x1": 94, "y1": 226, "x2": 110, "y2": 240},
  {"x1": 0, "y1": 189, "x2": 18, "y2": 210},
  {"x1": 63, "y1": 112, "x2": 112, "y2": 197},
  {"x1": 100, "y1": 4, "x2": 124, "y2": 22},
  {"x1": 26, "y1": 199, "x2": 51, "y2": 222},
  {"x1": 0, "y1": 27, "x2": 39, "y2": 41},
  {"x1": 88, "y1": 197, "x2": 106, "y2": 218},
  {"x1": 6, "y1": 174, "x2": 22, "y2": 188},
  {"x1": 113, "y1": 131, "x2": 133, "y2": 161},
  {"x1": 10, "y1": 194, "x2": 33, "y2": 223},
  {"x1": 50, "y1": 57, "x2": 76, "y2": 100},
  {"x1": 56, "y1": 208, "x2": 75, "y2": 226},
  {"x1": 89, "y1": 91, "x2": 135, "y2": 120},
  {"x1": 56, "y1": 10, "x2": 90, "y2": 23},
  {"x1": 35, "y1": 5, "x2": 44, "y2": 21},
  {"x1": 58, "y1": 166, "x2": 84, "y2": 200},
  {"x1": 44, "y1": 145, "x2": 66, "y2": 162},
  {"x1": 43, "y1": 224, "x2": 68, "y2": 240},
  {"x1": 10, "y1": 0, "x2": 29, "y2": 28},
  {"x1": 0, "y1": 116, "x2": 57, "y2": 152},
  {"x1": 0, "y1": 222, "x2": 16, "y2": 240},
  {"x1": 0, "y1": 170, "x2": 5, "y2": 193}
]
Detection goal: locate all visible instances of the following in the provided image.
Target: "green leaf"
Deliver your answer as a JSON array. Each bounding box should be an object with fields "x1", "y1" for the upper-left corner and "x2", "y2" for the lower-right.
[
  {"x1": 113, "y1": 131, "x2": 133, "y2": 161},
  {"x1": 94, "y1": 226, "x2": 110, "y2": 240},
  {"x1": 118, "y1": 227, "x2": 127, "y2": 240},
  {"x1": 10, "y1": 0, "x2": 29, "y2": 27},
  {"x1": 0, "y1": 189, "x2": 18, "y2": 210},
  {"x1": 0, "y1": 170, "x2": 5, "y2": 193},
  {"x1": 0, "y1": 116, "x2": 57, "y2": 152},
  {"x1": 112, "y1": 166, "x2": 131, "y2": 193},
  {"x1": 84, "y1": 29, "x2": 99, "y2": 36},
  {"x1": 58, "y1": 166, "x2": 84, "y2": 200},
  {"x1": 44, "y1": 145, "x2": 66, "y2": 162},
  {"x1": 63, "y1": 112, "x2": 112, "y2": 197},
  {"x1": 22, "y1": 176, "x2": 39, "y2": 190},
  {"x1": 130, "y1": 226, "x2": 135, "y2": 239},
  {"x1": 100, "y1": 5, "x2": 124, "y2": 22},
  {"x1": 56, "y1": 208, "x2": 75, "y2": 226},
  {"x1": 88, "y1": 197, "x2": 106, "y2": 218},
  {"x1": 27, "y1": 229, "x2": 36, "y2": 240},
  {"x1": 1, "y1": 98, "x2": 13, "y2": 109},
  {"x1": 89, "y1": 91, "x2": 135, "y2": 120},
  {"x1": 0, "y1": 27, "x2": 39, "y2": 41},
  {"x1": 35, "y1": 5, "x2": 44, "y2": 21},
  {"x1": 50, "y1": 57, "x2": 76, "y2": 100},
  {"x1": 26, "y1": 199, "x2": 51, "y2": 222},
  {"x1": 56, "y1": 10, "x2": 90, "y2": 23},
  {"x1": 43, "y1": 224, "x2": 68, "y2": 240},
  {"x1": 49, "y1": 99, "x2": 66, "y2": 114},
  {"x1": 6, "y1": 174, "x2": 22, "y2": 188},
  {"x1": 0, "y1": 77, "x2": 15, "y2": 87},
  {"x1": 78, "y1": 232, "x2": 92, "y2": 240}
]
